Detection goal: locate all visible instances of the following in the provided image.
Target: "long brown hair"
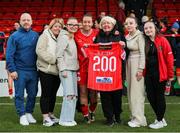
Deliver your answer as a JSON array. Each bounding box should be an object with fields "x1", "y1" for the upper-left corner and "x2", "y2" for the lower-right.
[{"x1": 144, "y1": 21, "x2": 162, "y2": 57}]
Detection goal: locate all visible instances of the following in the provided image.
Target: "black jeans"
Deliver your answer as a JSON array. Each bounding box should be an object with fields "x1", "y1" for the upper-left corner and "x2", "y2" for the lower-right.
[
  {"x1": 100, "y1": 89, "x2": 122, "y2": 121},
  {"x1": 39, "y1": 71, "x2": 60, "y2": 114},
  {"x1": 145, "y1": 73, "x2": 166, "y2": 121}
]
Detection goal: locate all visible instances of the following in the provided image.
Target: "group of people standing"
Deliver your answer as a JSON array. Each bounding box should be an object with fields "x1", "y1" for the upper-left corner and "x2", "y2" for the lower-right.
[
  {"x1": 6, "y1": 12, "x2": 174, "y2": 130},
  {"x1": 124, "y1": 17, "x2": 174, "y2": 129}
]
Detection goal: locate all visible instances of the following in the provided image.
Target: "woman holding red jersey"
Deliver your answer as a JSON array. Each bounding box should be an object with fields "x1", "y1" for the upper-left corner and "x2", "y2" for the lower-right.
[{"x1": 94, "y1": 16, "x2": 126, "y2": 127}]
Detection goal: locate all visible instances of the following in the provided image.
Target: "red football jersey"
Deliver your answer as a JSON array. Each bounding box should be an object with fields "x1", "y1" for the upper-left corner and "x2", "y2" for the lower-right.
[
  {"x1": 86, "y1": 43, "x2": 123, "y2": 91},
  {"x1": 74, "y1": 29, "x2": 99, "y2": 72}
]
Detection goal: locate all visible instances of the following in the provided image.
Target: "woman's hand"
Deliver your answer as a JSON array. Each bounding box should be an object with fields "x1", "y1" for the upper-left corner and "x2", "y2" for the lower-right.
[
  {"x1": 136, "y1": 71, "x2": 143, "y2": 81},
  {"x1": 119, "y1": 41, "x2": 126, "y2": 48},
  {"x1": 168, "y1": 78, "x2": 174, "y2": 82},
  {"x1": 61, "y1": 71, "x2": 67, "y2": 78},
  {"x1": 83, "y1": 43, "x2": 89, "y2": 48}
]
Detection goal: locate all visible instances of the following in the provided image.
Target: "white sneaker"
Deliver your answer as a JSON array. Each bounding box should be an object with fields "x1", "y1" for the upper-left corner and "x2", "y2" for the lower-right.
[
  {"x1": 162, "y1": 118, "x2": 167, "y2": 126},
  {"x1": 20, "y1": 115, "x2": 29, "y2": 126},
  {"x1": 128, "y1": 120, "x2": 140, "y2": 128},
  {"x1": 72, "y1": 121, "x2": 77, "y2": 126},
  {"x1": 49, "y1": 115, "x2": 59, "y2": 123},
  {"x1": 59, "y1": 121, "x2": 77, "y2": 126},
  {"x1": 9, "y1": 95, "x2": 13, "y2": 99},
  {"x1": 149, "y1": 120, "x2": 158, "y2": 128},
  {"x1": 26, "y1": 113, "x2": 36, "y2": 123},
  {"x1": 43, "y1": 117, "x2": 54, "y2": 127},
  {"x1": 152, "y1": 118, "x2": 167, "y2": 127},
  {"x1": 149, "y1": 121, "x2": 164, "y2": 129}
]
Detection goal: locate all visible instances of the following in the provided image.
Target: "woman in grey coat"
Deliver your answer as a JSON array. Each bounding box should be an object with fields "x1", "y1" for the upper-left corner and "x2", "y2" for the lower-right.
[{"x1": 56, "y1": 17, "x2": 79, "y2": 127}]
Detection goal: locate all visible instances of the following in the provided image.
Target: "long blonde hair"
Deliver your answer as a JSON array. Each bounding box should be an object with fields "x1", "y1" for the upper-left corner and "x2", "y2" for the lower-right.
[{"x1": 49, "y1": 18, "x2": 64, "y2": 29}]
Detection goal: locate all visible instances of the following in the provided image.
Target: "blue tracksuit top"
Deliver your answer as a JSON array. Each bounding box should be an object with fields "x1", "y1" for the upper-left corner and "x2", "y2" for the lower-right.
[{"x1": 6, "y1": 27, "x2": 39, "y2": 72}]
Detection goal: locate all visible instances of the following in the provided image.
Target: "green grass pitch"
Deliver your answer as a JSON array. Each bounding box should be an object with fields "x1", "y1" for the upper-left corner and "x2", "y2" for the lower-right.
[{"x1": 0, "y1": 96, "x2": 180, "y2": 132}]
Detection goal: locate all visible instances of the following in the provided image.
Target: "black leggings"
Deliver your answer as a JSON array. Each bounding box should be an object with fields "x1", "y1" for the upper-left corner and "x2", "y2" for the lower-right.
[
  {"x1": 100, "y1": 90, "x2": 122, "y2": 121},
  {"x1": 39, "y1": 71, "x2": 60, "y2": 114},
  {"x1": 145, "y1": 74, "x2": 166, "y2": 121}
]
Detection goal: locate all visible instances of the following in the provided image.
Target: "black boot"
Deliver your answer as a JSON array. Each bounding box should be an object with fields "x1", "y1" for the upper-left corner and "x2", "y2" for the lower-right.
[
  {"x1": 105, "y1": 118, "x2": 114, "y2": 127},
  {"x1": 115, "y1": 115, "x2": 121, "y2": 124}
]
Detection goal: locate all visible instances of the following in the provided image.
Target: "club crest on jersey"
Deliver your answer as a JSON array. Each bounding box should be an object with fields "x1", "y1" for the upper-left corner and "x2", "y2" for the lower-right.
[{"x1": 96, "y1": 77, "x2": 113, "y2": 84}]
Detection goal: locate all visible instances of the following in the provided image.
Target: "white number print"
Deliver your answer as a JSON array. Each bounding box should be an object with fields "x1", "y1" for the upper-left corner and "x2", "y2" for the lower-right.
[{"x1": 93, "y1": 56, "x2": 116, "y2": 72}]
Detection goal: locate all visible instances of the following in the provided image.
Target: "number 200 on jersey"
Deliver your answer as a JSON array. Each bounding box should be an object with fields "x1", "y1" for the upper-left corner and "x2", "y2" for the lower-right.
[{"x1": 93, "y1": 56, "x2": 117, "y2": 72}]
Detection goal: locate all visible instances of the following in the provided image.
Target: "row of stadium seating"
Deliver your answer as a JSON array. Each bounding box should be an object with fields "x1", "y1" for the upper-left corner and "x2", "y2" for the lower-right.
[
  {"x1": 0, "y1": 0, "x2": 119, "y2": 34},
  {"x1": 0, "y1": 0, "x2": 179, "y2": 34},
  {"x1": 153, "y1": 0, "x2": 180, "y2": 3},
  {"x1": 153, "y1": 1, "x2": 180, "y2": 25},
  {"x1": 0, "y1": 0, "x2": 118, "y2": 13}
]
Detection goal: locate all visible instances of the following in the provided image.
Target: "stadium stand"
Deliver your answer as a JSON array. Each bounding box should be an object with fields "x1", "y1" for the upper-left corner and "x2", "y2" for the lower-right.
[
  {"x1": 0, "y1": 0, "x2": 179, "y2": 36},
  {"x1": 0, "y1": 0, "x2": 120, "y2": 35},
  {"x1": 153, "y1": 0, "x2": 180, "y2": 26}
]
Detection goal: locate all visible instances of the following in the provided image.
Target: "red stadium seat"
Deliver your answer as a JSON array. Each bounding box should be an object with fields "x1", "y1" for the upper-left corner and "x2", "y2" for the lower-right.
[
  {"x1": 164, "y1": 0, "x2": 176, "y2": 3},
  {"x1": 169, "y1": 17, "x2": 179, "y2": 25},
  {"x1": 86, "y1": 6, "x2": 96, "y2": 11},
  {"x1": 53, "y1": 1, "x2": 63, "y2": 7},
  {"x1": 156, "y1": 10, "x2": 167, "y2": 17},
  {"x1": 167, "y1": 10, "x2": 178, "y2": 17},
  {"x1": 86, "y1": 0, "x2": 96, "y2": 6},
  {"x1": 109, "y1": 0, "x2": 118, "y2": 5},
  {"x1": 75, "y1": 0, "x2": 85, "y2": 11},
  {"x1": 153, "y1": 3, "x2": 164, "y2": 8},
  {"x1": 33, "y1": 26, "x2": 42, "y2": 32},
  {"x1": 62, "y1": 12, "x2": 73, "y2": 19},
  {"x1": 75, "y1": 0, "x2": 85, "y2": 5},
  {"x1": 75, "y1": 6, "x2": 84, "y2": 11},
  {"x1": 109, "y1": 5, "x2": 118, "y2": 12},
  {"x1": 64, "y1": 0, "x2": 74, "y2": 7},
  {"x1": 34, "y1": 20, "x2": 48, "y2": 26},
  {"x1": 109, "y1": 12, "x2": 117, "y2": 18},
  {"x1": 98, "y1": 0, "x2": 107, "y2": 6},
  {"x1": 165, "y1": 3, "x2": 175, "y2": 9},
  {"x1": 63, "y1": 6, "x2": 74, "y2": 12},
  {"x1": 30, "y1": 13, "x2": 38, "y2": 19},
  {"x1": 29, "y1": 2, "x2": 42, "y2": 7},
  {"x1": 175, "y1": 3, "x2": 180, "y2": 9},
  {"x1": 3, "y1": 13, "x2": 17, "y2": 19},
  {"x1": 74, "y1": 12, "x2": 84, "y2": 19},
  {"x1": 38, "y1": 13, "x2": 50, "y2": 19},
  {"x1": 98, "y1": 6, "x2": 108, "y2": 12},
  {"x1": 50, "y1": 13, "x2": 62, "y2": 18}
]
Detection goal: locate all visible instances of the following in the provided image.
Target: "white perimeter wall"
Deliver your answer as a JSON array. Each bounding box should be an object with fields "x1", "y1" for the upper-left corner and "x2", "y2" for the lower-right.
[{"x1": 0, "y1": 61, "x2": 63, "y2": 97}]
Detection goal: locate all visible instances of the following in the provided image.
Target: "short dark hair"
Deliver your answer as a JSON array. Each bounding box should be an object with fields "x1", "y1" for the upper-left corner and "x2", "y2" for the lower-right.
[
  {"x1": 83, "y1": 13, "x2": 92, "y2": 18},
  {"x1": 67, "y1": 17, "x2": 78, "y2": 23}
]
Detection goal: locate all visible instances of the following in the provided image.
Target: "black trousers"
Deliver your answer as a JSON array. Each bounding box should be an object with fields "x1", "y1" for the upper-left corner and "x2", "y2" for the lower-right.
[
  {"x1": 39, "y1": 71, "x2": 60, "y2": 114},
  {"x1": 100, "y1": 89, "x2": 122, "y2": 121},
  {"x1": 145, "y1": 73, "x2": 166, "y2": 121}
]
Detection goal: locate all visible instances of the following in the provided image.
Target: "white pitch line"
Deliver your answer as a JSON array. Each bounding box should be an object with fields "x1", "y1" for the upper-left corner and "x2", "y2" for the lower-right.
[{"x1": 1, "y1": 102, "x2": 180, "y2": 105}]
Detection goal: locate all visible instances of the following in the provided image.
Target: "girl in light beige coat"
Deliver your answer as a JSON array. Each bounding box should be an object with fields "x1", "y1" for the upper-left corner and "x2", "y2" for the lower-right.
[{"x1": 124, "y1": 16, "x2": 147, "y2": 127}]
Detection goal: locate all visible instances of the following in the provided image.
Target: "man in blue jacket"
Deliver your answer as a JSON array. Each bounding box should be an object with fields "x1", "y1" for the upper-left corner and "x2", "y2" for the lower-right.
[{"x1": 6, "y1": 13, "x2": 39, "y2": 126}]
